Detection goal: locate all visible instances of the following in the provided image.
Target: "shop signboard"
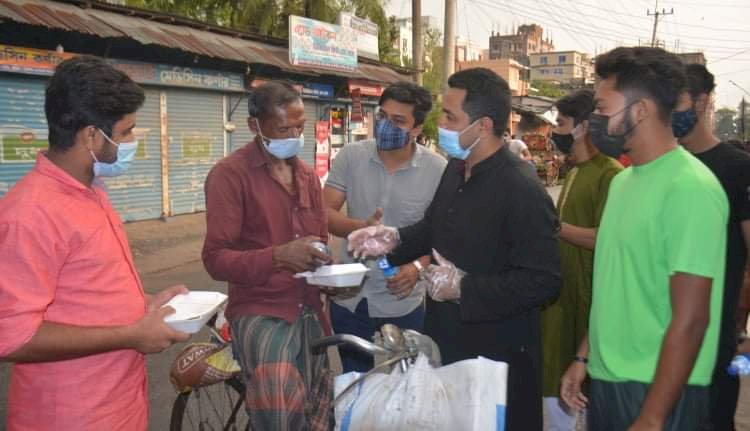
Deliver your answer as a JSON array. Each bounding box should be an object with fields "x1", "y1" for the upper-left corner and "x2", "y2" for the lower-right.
[
  {"x1": 350, "y1": 88, "x2": 364, "y2": 123},
  {"x1": 0, "y1": 44, "x2": 244, "y2": 92},
  {"x1": 0, "y1": 130, "x2": 46, "y2": 163},
  {"x1": 348, "y1": 79, "x2": 383, "y2": 97},
  {"x1": 338, "y1": 12, "x2": 379, "y2": 61},
  {"x1": 289, "y1": 16, "x2": 357, "y2": 73}
]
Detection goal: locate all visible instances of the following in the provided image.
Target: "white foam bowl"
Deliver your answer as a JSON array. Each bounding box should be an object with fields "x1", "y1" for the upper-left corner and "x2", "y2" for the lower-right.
[
  {"x1": 301, "y1": 263, "x2": 369, "y2": 287},
  {"x1": 162, "y1": 291, "x2": 228, "y2": 334}
]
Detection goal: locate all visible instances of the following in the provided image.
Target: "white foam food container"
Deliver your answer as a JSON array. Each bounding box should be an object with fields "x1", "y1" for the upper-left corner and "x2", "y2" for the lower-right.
[
  {"x1": 297, "y1": 263, "x2": 369, "y2": 288},
  {"x1": 162, "y1": 291, "x2": 228, "y2": 334}
]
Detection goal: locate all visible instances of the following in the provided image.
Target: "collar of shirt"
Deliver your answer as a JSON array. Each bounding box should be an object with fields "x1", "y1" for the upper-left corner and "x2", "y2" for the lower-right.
[
  {"x1": 369, "y1": 140, "x2": 424, "y2": 170},
  {"x1": 245, "y1": 139, "x2": 312, "y2": 209},
  {"x1": 459, "y1": 144, "x2": 511, "y2": 178},
  {"x1": 35, "y1": 152, "x2": 96, "y2": 194}
]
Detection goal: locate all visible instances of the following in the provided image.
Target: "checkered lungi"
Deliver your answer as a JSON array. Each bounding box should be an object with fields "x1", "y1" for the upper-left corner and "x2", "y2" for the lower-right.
[{"x1": 231, "y1": 307, "x2": 333, "y2": 431}]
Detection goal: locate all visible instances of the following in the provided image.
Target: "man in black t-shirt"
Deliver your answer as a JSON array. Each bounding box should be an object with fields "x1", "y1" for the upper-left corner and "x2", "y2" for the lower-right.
[{"x1": 674, "y1": 64, "x2": 750, "y2": 430}]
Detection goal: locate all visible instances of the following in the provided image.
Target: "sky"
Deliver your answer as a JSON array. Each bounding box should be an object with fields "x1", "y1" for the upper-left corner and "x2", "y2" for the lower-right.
[{"x1": 386, "y1": 0, "x2": 750, "y2": 111}]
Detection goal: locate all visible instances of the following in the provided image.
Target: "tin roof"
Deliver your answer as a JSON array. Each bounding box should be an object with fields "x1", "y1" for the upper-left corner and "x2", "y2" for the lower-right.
[{"x1": 0, "y1": 0, "x2": 409, "y2": 83}]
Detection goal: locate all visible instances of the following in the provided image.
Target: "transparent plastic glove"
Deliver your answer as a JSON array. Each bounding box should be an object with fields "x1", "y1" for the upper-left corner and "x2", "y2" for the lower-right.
[
  {"x1": 426, "y1": 249, "x2": 465, "y2": 302},
  {"x1": 346, "y1": 225, "x2": 400, "y2": 259}
]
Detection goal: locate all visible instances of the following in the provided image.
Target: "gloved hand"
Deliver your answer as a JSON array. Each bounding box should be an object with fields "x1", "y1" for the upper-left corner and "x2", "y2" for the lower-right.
[
  {"x1": 347, "y1": 225, "x2": 400, "y2": 259},
  {"x1": 426, "y1": 249, "x2": 465, "y2": 302}
]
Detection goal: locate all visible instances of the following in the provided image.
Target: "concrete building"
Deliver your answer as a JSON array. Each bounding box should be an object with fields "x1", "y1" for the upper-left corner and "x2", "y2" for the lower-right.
[
  {"x1": 677, "y1": 52, "x2": 707, "y2": 65},
  {"x1": 529, "y1": 50, "x2": 593, "y2": 87},
  {"x1": 394, "y1": 16, "x2": 440, "y2": 67},
  {"x1": 455, "y1": 36, "x2": 484, "y2": 63},
  {"x1": 456, "y1": 58, "x2": 529, "y2": 96},
  {"x1": 488, "y1": 24, "x2": 554, "y2": 66}
]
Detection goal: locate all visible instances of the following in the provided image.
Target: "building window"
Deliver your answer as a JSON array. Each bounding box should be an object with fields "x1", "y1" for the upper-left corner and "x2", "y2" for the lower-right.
[
  {"x1": 540, "y1": 56, "x2": 548, "y2": 65},
  {"x1": 559, "y1": 55, "x2": 567, "y2": 64},
  {"x1": 555, "y1": 68, "x2": 563, "y2": 75}
]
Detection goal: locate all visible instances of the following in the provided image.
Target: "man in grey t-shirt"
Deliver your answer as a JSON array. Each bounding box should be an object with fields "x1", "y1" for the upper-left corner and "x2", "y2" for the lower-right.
[{"x1": 324, "y1": 82, "x2": 446, "y2": 372}]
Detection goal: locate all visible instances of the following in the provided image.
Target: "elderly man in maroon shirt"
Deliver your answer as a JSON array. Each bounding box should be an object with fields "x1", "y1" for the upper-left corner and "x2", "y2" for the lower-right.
[{"x1": 202, "y1": 81, "x2": 332, "y2": 431}]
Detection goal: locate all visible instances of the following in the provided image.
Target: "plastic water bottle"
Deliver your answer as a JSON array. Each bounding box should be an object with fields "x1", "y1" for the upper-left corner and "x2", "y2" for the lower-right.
[
  {"x1": 378, "y1": 256, "x2": 399, "y2": 278},
  {"x1": 727, "y1": 354, "x2": 750, "y2": 376}
]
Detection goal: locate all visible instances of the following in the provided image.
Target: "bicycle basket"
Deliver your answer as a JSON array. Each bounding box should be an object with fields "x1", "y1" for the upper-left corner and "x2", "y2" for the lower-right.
[{"x1": 170, "y1": 342, "x2": 241, "y2": 393}]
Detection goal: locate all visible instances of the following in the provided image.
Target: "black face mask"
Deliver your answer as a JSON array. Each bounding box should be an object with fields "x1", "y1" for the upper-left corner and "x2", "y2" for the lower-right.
[
  {"x1": 589, "y1": 101, "x2": 639, "y2": 158},
  {"x1": 551, "y1": 132, "x2": 575, "y2": 154}
]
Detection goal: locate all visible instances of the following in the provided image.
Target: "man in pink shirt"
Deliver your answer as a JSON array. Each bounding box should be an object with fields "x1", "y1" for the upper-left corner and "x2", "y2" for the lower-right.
[{"x1": 0, "y1": 56, "x2": 190, "y2": 430}]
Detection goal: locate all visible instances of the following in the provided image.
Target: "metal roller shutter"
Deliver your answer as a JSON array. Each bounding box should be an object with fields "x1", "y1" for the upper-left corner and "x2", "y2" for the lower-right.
[
  {"x1": 0, "y1": 75, "x2": 47, "y2": 196},
  {"x1": 227, "y1": 93, "x2": 255, "y2": 153},
  {"x1": 166, "y1": 89, "x2": 224, "y2": 216},
  {"x1": 100, "y1": 87, "x2": 163, "y2": 221},
  {"x1": 301, "y1": 100, "x2": 318, "y2": 166}
]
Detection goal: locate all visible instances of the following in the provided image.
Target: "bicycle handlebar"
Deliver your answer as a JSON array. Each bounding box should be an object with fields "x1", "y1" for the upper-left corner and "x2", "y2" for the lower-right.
[{"x1": 310, "y1": 333, "x2": 390, "y2": 357}]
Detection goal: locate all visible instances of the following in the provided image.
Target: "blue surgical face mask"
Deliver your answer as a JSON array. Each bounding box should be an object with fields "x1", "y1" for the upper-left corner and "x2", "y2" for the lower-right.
[
  {"x1": 672, "y1": 108, "x2": 699, "y2": 139},
  {"x1": 438, "y1": 120, "x2": 480, "y2": 160},
  {"x1": 94, "y1": 129, "x2": 138, "y2": 177},
  {"x1": 256, "y1": 119, "x2": 304, "y2": 159},
  {"x1": 375, "y1": 117, "x2": 410, "y2": 151}
]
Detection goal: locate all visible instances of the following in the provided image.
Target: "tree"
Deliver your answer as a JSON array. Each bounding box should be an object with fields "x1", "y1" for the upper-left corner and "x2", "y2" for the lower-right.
[
  {"x1": 714, "y1": 107, "x2": 738, "y2": 142},
  {"x1": 530, "y1": 80, "x2": 565, "y2": 99},
  {"x1": 421, "y1": 28, "x2": 443, "y2": 95},
  {"x1": 126, "y1": 0, "x2": 401, "y2": 64},
  {"x1": 419, "y1": 28, "x2": 444, "y2": 143}
]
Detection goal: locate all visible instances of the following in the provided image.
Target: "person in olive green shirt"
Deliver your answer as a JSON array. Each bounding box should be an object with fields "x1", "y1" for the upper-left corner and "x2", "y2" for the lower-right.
[
  {"x1": 541, "y1": 89, "x2": 622, "y2": 430},
  {"x1": 560, "y1": 47, "x2": 728, "y2": 431}
]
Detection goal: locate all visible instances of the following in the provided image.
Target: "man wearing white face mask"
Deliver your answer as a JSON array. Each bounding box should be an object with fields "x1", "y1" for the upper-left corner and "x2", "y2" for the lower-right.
[
  {"x1": 541, "y1": 90, "x2": 622, "y2": 430},
  {"x1": 202, "y1": 81, "x2": 333, "y2": 430},
  {"x1": 0, "y1": 56, "x2": 190, "y2": 431},
  {"x1": 347, "y1": 68, "x2": 562, "y2": 430},
  {"x1": 94, "y1": 131, "x2": 138, "y2": 177}
]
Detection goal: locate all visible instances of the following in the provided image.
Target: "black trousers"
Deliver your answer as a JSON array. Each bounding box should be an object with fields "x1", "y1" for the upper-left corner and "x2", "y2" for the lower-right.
[
  {"x1": 588, "y1": 379, "x2": 709, "y2": 431},
  {"x1": 705, "y1": 306, "x2": 741, "y2": 431}
]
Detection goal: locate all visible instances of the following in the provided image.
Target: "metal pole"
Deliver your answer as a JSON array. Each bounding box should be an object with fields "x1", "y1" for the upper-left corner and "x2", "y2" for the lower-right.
[
  {"x1": 742, "y1": 97, "x2": 747, "y2": 142},
  {"x1": 412, "y1": 0, "x2": 423, "y2": 85},
  {"x1": 443, "y1": 0, "x2": 456, "y2": 89},
  {"x1": 647, "y1": 1, "x2": 673, "y2": 48}
]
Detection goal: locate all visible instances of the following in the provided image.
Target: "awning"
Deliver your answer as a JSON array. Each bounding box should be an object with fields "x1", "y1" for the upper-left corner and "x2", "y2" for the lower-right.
[{"x1": 0, "y1": 0, "x2": 409, "y2": 83}]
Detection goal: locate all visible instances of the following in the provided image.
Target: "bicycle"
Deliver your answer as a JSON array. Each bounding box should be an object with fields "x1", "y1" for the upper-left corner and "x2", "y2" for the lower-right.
[
  {"x1": 169, "y1": 312, "x2": 440, "y2": 431},
  {"x1": 169, "y1": 313, "x2": 250, "y2": 431}
]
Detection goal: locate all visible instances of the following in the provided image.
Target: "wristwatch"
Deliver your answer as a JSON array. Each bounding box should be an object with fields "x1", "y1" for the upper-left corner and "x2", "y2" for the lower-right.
[{"x1": 412, "y1": 260, "x2": 427, "y2": 281}]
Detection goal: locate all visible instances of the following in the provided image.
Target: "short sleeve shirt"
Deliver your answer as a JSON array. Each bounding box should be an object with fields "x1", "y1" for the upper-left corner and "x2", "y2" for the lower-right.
[
  {"x1": 588, "y1": 146, "x2": 728, "y2": 386},
  {"x1": 326, "y1": 140, "x2": 446, "y2": 317}
]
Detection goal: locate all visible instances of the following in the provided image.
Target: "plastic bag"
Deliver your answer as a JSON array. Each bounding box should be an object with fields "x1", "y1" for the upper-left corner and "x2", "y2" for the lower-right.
[{"x1": 334, "y1": 354, "x2": 508, "y2": 431}]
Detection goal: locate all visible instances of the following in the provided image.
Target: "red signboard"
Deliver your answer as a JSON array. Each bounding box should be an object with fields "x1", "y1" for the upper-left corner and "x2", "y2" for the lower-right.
[
  {"x1": 348, "y1": 79, "x2": 383, "y2": 97},
  {"x1": 350, "y1": 88, "x2": 364, "y2": 123}
]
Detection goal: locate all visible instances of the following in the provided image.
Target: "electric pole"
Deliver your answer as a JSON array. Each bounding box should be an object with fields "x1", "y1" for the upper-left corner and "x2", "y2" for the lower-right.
[
  {"x1": 413, "y1": 0, "x2": 423, "y2": 85},
  {"x1": 443, "y1": 0, "x2": 456, "y2": 89},
  {"x1": 729, "y1": 80, "x2": 750, "y2": 141},
  {"x1": 742, "y1": 97, "x2": 747, "y2": 142},
  {"x1": 647, "y1": 1, "x2": 673, "y2": 48}
]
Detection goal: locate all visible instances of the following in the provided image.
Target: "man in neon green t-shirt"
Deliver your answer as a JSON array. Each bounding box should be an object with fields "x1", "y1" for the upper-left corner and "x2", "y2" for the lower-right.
[{"x1": 560, "y1": 47, "x2": 728, "y2": 431}]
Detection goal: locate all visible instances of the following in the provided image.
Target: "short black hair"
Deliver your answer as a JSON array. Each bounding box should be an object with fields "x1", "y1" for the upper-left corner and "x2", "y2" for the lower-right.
[
  {"x1": 448, "y1": 68, "x2": 511, "y2": 137},
  {"x1": 685, "y1": 64, "x2": 716, "y2": 99},
  {"x1": 379, "y1": 81, "x2": 432, "y2": 126},
  {"x1": 555, "y1": 89, "x2": 595, "y2": 125},
  {"x1": 45, "y1": 56, "x2": 145, "y2": 151},
  {"x1": 248, "y1": 81, "x2": 302, "y2": 119},
  {"x1": 594, "y1": 47, "x2": 685, "y2": 124}
]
